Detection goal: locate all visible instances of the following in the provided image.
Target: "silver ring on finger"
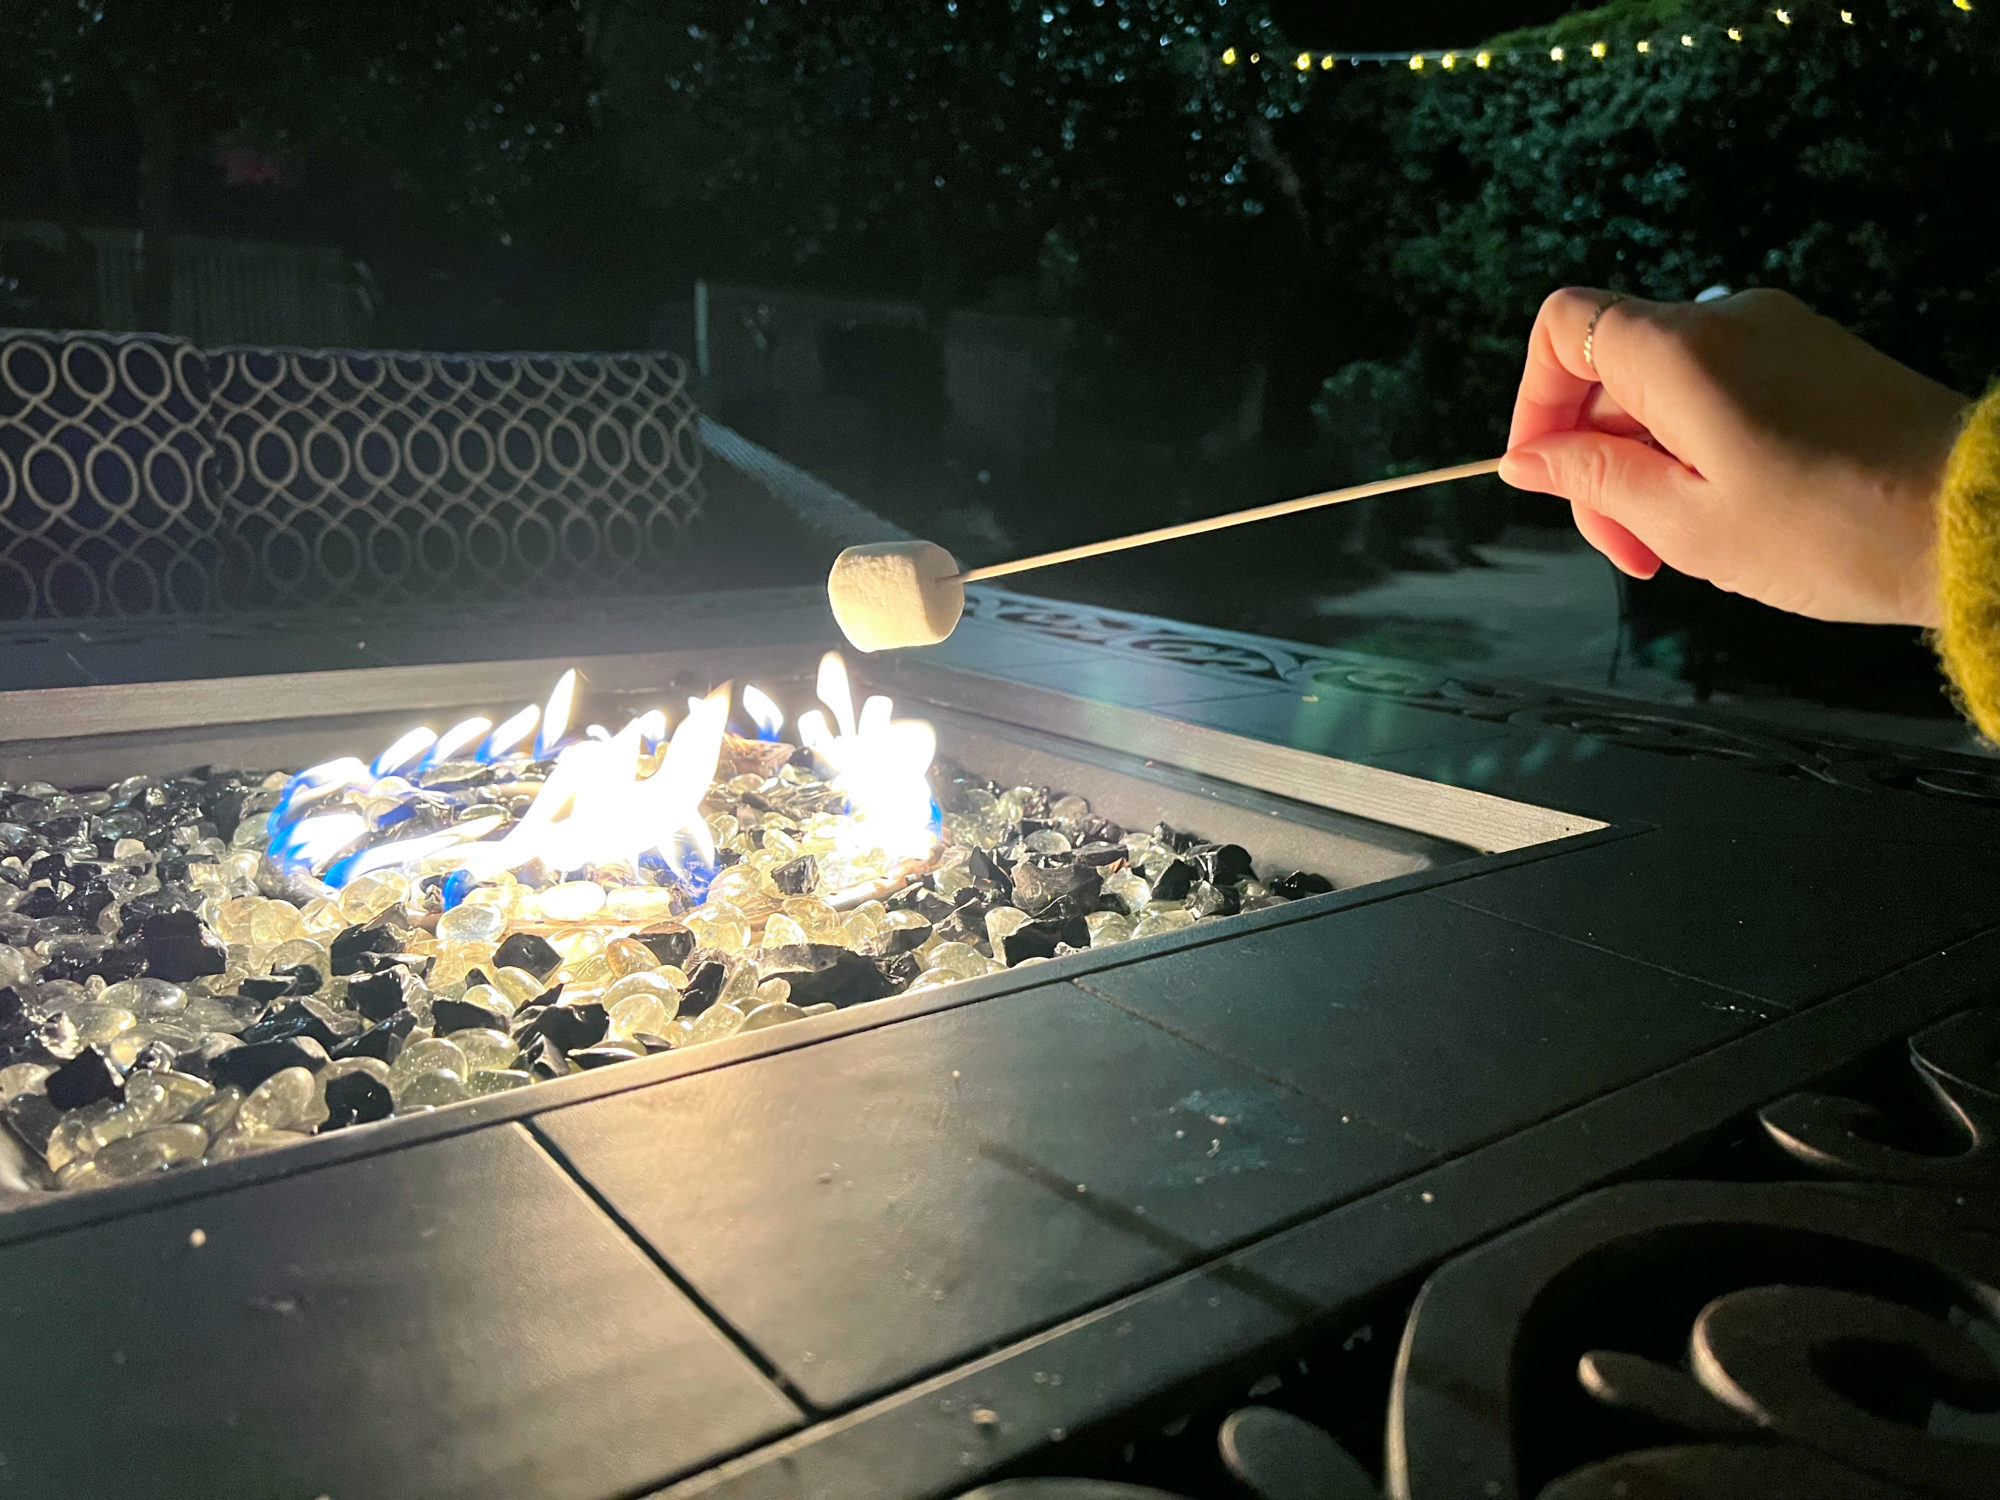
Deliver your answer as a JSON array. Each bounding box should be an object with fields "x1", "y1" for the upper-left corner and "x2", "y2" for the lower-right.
[{"x1": 1583, "y1": 292, "x2": 1625, "y2": 374}]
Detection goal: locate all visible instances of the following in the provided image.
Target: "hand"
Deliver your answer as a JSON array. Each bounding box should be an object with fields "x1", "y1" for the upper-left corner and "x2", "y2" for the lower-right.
[{"x1": 1499, "y1": 287, "x2": 1970, "y2": 627}]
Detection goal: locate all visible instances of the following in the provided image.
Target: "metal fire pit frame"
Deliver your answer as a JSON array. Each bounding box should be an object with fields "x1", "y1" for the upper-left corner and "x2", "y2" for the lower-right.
[
  {"x1": 3, "y1": 585, "x2": 2000, "y2": 1500},
  {"x1": 0, "y1": 648, "x2": 1598, "y2": 855},
  {"x1": 0, "y1": 640, "x2": 1614, "y2": 1242}
]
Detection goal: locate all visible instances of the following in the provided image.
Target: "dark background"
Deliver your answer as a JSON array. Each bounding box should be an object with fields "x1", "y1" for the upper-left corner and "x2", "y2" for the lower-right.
[
  {"x1": 1274, "y1": 0, "x2": 1575, "y2": 49},
  {"x1": 3, "y1": 0, "x2": 1996, "y2": 730}
]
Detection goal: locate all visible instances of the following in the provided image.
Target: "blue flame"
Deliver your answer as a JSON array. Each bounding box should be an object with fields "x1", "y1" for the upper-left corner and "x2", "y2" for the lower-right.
[
  {"x1": 741, "y1": 684, "x2": 784, "y2": 742},
  {"x1": 320, "y1": 848, "x2": 366, "y2": 888},
  {"x1": 441, "y1": 869, "x2": 475, "y2": 911},
  {"x1": 265, "y1": 773, "x2": 330, "y2": 840},
  {"x1": 370, "y1": 801, "x2": 417, "y2": 833},
  {"x1": 266, "y1": 803, "x2": 368, "y2": 877},
  {"x1": 370, "y1": 728, "x2": 435, "y2": 779},
  {"x1": 426, "y1": 717, "x2": 493, "y2": 769},
  {"x1": 481, "y1": 705, "x2": 539, "y2": 762},
  {"x1": 265, "y1": 778, "x2": 306, "y2": 842},
  {"x1": 663, "y1": 829, "x2": 717, "y2": 902},
  {"x1": 266, "y1": 828, "x2": 306, "y2": 874},
  {"x1": 533, "y1": 670, "x2": 577, "y2": 760},
  {"x1": 265, "y1": 758, "x2": 370, "y2": 846}
]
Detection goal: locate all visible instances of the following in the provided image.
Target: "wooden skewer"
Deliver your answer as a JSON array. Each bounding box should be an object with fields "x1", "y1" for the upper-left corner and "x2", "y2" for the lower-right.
[{"x1": 948, "y1": 457, "x2": 1503, "y2": 584}]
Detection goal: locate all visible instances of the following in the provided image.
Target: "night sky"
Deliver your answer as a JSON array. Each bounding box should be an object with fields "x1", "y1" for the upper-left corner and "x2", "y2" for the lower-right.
[{"x1": 1270, "y1": 0, "x2": 1590, "y2": 51}]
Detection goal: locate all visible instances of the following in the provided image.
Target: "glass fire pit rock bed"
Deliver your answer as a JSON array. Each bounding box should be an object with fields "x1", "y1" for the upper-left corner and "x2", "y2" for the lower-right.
[{"x1": 0, "y1": 654, "x2": 1336, "y2": 1198}]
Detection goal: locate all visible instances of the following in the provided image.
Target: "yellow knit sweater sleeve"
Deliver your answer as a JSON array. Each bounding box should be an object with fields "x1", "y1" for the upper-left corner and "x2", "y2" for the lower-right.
[{"x1": 1934, "y1": 384, "x2": 2000, "y2": 741}]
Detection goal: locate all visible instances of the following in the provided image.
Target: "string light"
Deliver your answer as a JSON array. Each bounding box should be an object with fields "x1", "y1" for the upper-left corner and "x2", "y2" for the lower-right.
[{"x1": 1212, "y1": 2, "x2": 1971, "y2": 80}]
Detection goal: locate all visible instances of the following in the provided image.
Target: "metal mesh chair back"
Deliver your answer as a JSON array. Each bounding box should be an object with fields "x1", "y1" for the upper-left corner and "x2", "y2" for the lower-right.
[
  {"x1": 206, "y1": 346, "x2": 703, "y2": 607},
  {"x1": 1, "y1": 330, "x2": 705, "y2": 617},
  {"x1": 0, "y1": 331, "x2": 225, "y2": 618}
]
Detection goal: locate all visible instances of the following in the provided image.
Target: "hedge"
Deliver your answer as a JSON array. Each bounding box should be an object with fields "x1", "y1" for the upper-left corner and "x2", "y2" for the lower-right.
[{"x1": 1319, "y1": 0, "x2": 2000, "y2": 463}]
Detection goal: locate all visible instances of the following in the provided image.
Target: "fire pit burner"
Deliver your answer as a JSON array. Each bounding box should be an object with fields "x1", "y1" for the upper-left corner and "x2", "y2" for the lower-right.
[{"x1": 0, "y1": 654, "x2": 1337, "y2": 1199}]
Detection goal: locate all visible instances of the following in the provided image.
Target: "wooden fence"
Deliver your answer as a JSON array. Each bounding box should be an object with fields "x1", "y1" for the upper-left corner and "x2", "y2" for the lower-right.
[{"x1": 0, "y1": 220, "x2": 368, "y2": 347}]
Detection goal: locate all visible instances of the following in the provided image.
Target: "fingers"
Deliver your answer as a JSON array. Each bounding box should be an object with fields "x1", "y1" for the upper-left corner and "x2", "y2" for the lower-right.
[
  {"x1": 1508, "y1": 287, "x2": 1614, "y2": 449},
  {"x1": 1570, "y1": 502, "x2": 1663, "y2": 579},
  {"x1": 1501, "y1": 428, "x2": 1702, "y2": 576},
  {"x1": 1508, "y1": 288, "x2": 1667, "y2": 449},
  {"x1": 1582, "y1": 384, "x2": 1647, "y2": 438}
]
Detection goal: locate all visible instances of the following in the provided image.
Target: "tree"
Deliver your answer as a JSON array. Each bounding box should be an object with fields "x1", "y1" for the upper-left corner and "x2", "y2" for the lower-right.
[
  {"x1": 3, "y1": 0, "x2": 597, "y2": 329},
  {"x1": 1319, "y1": 0, "x2": 2000, "y2": 465},
  {"x1": 1302, "y1": 0, "x2": 1999, "y2": 700},
  {"x1": 593, "y1": 1, "x2": 1313, "y2": 314}
]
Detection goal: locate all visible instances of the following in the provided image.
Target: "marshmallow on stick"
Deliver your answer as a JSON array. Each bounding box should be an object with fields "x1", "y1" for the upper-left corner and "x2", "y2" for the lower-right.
[
  {"x1": 827, "y1": 541, "x2": 966, "y2": 653},
  {"x1": 826, "y1": 458, "x2": 1505, "y2": 653}
]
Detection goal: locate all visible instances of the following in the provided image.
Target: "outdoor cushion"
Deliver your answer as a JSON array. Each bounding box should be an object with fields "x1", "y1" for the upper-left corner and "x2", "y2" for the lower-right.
[
  {"x1": 205, "y1": 347, "x2": 704, "y2": 607},
  {"x1": 1, "y1": 330, "x2": 704, "y2": 617},
  {"x1": 0, "y1": 330, "x2": 224, "y2": 618}
]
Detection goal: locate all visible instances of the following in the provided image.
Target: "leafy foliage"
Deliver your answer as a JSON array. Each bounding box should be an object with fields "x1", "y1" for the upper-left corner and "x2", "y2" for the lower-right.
[
  {"x1": 594, "y1": 0, "x2": 1311, "y2": 303},
  {"x1": 3, "y1": 1, "x2": 596, "y2": 238},
  {"x1": 1321, "y1": 0, "x2": 2000, "y2": 463}
]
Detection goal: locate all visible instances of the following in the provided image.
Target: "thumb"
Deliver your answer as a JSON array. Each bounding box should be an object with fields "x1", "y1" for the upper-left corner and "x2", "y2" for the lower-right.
[{"x1": 1502, "y1": 430, "x2": 1700, "y2": 572}]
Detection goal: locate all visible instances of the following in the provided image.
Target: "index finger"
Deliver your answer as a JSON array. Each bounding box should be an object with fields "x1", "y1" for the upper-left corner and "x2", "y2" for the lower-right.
[{"x1": 1508, "y1": 287, "x2": 1633, "y2": 449}]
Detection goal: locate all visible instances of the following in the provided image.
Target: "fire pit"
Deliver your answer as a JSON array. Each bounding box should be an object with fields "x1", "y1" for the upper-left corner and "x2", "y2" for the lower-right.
[
  {"x1": 9, "y1": 591, "x2": 1991, "y2": 1500},
  {"x1": 1, "y1": 648, "x2": 1521, "y2": 1200}
]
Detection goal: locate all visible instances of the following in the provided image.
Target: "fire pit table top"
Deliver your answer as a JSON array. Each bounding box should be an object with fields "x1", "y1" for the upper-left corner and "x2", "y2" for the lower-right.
[{"x1": 4, "y1": 583, "x2": 2000, "y2": 1500}]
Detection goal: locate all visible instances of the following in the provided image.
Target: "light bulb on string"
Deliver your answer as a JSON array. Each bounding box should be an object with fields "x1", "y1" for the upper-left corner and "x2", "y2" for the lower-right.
[
  {"x1": 1216, "y1": 0, "x2": 2000, "y2": 81},
  {"x1": 1273, "y1": 4, "x2": 1931, "y2": 76}
]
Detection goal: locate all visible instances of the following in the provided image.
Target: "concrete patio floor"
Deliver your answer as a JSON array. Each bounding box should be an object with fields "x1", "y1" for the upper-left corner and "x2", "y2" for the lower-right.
[{"x1": 1302, "y1": 536, "x2": 1992, "y2": 757}]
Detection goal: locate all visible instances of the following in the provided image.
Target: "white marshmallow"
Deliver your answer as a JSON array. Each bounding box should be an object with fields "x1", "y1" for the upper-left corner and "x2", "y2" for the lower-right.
[{"x1": 827, "y1": 541, "x2": 965, "y2": 652}]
